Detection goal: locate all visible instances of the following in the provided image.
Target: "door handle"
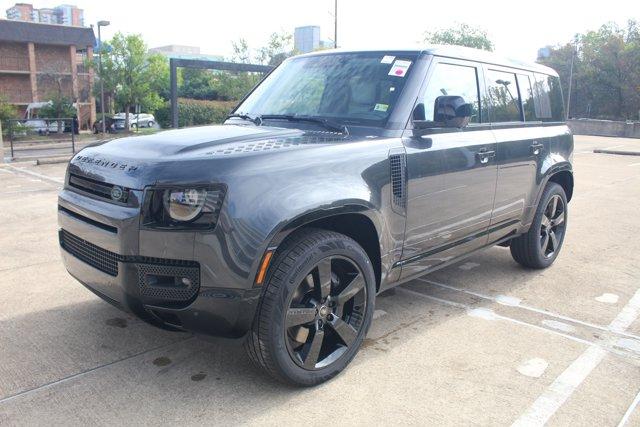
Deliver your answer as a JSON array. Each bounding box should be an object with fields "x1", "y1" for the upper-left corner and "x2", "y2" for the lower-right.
[
  {"x1": 476, "y1": 149, "x2": 495, "y2": 164},
  {"x1": 530, "y1": 142, "x2": 544, "y2": 155}
]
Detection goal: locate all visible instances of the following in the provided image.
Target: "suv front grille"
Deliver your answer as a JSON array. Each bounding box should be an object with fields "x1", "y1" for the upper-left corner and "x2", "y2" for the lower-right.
[
  {"x1": 60, "y1": 229, "x2": 120, "y2": 276},
  {"x1": 68, "y1": 173, "x2": 130, "y2": 204},
  {"x1": 60, "y1": 230, "x2": 201, "y2": 303}
]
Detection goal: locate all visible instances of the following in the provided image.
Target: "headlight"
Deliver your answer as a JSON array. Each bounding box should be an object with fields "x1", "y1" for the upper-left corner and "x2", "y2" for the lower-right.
[
  {"x1": 142, "y1": 185, "x2": 226, "y2": 230},
  {"x1": 163, "y1": 189, "x2": 206, "y2": 222}
]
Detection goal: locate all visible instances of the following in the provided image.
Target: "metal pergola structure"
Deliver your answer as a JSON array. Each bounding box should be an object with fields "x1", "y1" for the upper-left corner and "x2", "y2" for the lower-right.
[{"x1": 169, "y1": 58, "x2": 274, "y2": 128}]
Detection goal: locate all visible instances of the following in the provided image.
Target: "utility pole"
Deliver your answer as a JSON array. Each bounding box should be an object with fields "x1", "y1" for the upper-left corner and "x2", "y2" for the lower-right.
[
  {"x1": 334, "y1": 0, "x2": 338, "y2": 48},
  {"x1": 97, "y1": 20, "x2": 110, "y2": 134},
  {"x1": 566, "y1": 40, "x2": 577, "y2": 120}
]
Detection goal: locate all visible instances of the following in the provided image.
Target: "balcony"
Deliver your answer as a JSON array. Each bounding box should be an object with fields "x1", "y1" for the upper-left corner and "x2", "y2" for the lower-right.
[
  {"x1": 2, "y1": 88, "x2": 32, "y2": 104},
  {"x1": 0, "y1": 56, "x2": 30, "y2": 73}
]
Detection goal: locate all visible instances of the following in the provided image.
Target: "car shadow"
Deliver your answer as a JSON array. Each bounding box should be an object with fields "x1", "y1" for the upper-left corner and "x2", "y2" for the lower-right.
[{"x1": 0, "y1": 246, "x2": 548, "y2": 423}]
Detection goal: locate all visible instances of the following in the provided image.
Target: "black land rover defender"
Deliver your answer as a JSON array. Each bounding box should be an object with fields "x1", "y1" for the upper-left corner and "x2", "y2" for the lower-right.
[{"x1": 58, "y1": 46, "x2": 573, "y2": 386}]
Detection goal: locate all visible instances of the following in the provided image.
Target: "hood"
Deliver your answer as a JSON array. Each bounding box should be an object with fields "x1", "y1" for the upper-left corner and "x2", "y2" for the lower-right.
[{"x1": 68, "y1": 124, "x2": 359, "y2": 189}]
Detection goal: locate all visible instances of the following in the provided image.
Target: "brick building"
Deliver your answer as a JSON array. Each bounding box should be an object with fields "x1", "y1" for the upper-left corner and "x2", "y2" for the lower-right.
[{"x1": 0, "y1": 19, "x2": 96, "y2": 128}]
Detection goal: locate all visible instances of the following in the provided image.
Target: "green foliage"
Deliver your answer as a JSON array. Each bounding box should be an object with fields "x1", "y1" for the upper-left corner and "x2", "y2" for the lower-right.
[
  {"x1": 0, "y1": 96, "x2": 18, "y2": 122},
  {"x1": 212, "y1": 72, "x2": 262, "y2": 101},
  {"x1": 155, "y1": 99, "x2": 236, "y2": 128},
  {"x1": 539, "y1": 20, "x2": 640, "y2": 120},
  {"x1": 146, "y1": 53, "x2": 172, "y2": 100},
  {"x1": 424, "y1": 23, "x2": 494, "y2": 51},
  {"x1": 230, "y1": 32, "x2": 295, "y2": 66},
  {"x1": 181, "y1": 68, "x2": 217, "y2": 100},
  {"x1": 257, "y1": 32, "x2": 295, "y2": 66},
  {"x1": 39, "y1": 94, "x2": 76, "y2": 119},
  {"x1": 94, "y1": 33, "x2": 167, "y2": 121}
]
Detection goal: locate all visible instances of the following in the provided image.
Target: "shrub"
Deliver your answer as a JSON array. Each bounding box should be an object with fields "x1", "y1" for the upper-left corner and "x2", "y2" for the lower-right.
[{"x1": 155, "y1": 98, "x2": 237, "y2": 128}]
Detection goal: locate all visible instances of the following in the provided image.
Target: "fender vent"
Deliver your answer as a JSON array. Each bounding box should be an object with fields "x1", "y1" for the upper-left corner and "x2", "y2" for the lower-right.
[{"x1": 389, "y1": 153, "x2": 407, "y2": 211}]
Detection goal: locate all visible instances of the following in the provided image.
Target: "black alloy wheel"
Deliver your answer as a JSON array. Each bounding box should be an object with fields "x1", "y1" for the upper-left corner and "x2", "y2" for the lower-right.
[
  {"x1": 284, "y1": 256, "x2": 367, "y2": 370},
  {"x1": 539, "y1": 194, "x2": 566, "y2": 258},
  {"x1": 245, "y1": 229, "x2": 375, "y2": 386},
  {"x1": 510, "y1": 182, "x2": 568, "y2": 269}
]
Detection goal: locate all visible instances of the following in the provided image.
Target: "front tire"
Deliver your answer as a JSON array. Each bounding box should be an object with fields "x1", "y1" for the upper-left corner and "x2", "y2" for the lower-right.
[
  {"x1": 245, "y1": 228, "x2": 375, "y2": 386},
  {"x1": 510, "y1": 182, "x2": 568, "y2": 269}
]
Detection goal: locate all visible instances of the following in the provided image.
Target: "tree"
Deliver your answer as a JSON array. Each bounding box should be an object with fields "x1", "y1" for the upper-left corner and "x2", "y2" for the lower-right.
[
  {"x1": 95, "y1": 33, "x2": 165, "y2": 128},
  {"x1": 146, "y1": 53, "x2": 172, "y2": 100},
  {"x1": 0, "y1": 96, "x2": 18, "y2": 122},
  {"x1": 539, "y1": 20, "x2": 640, "y2": 120},
  {"x1": 180, "y1": 68, "x2": 217, "y2": 100},
  {"x1": 230, "y1": 32, "x2": 295, "y2": 66},
  {"x1": 38, "y1": 93, "x2": 76, "y2": 133},
  {"x1": 424, "y1": 23, "x2": 494, "y2": 51},
  {"x1": 257, "y1": 32, "x2": 294, "y2": 66},
  {"x1": 231, "y1": 38, "x2": 251, "y2": 64}
]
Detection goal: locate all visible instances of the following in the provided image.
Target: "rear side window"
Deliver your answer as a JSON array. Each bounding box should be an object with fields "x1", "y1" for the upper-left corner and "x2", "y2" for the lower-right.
[
  {"x1": 516, "y1": 74, "x2": 536, "y2": 121},
  {"x1": 486, "y1": 69, "x2": 521, "y2": 122},
  {"x1": 422, "y1": 63, "x2": 481, "y2": 123},
  {"x1": 533, "y1": 73, "x2": 565, "y2": 122}
]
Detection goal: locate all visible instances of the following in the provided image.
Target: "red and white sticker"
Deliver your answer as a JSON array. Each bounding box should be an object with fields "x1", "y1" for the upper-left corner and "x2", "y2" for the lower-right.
[{"x1": 388, "y1": 59, "x2": 412, "y2": 77}]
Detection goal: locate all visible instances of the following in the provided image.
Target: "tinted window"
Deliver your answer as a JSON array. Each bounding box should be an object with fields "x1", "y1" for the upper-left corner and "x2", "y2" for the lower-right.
[
  {"x1": 533, "y1": 73, "x2": 565, "y2": 121},
  {"x1": 516, "y1": 74, "x2": 536, "y2": 121},
  {"x1": 235, "y1": 52, "x2": 419, "y2": 127},
  {"x1": 423, "y1": 63, "x2": 480, "y2": 123},
  {"x1": 486, "y1": 69, "x2": 521, "y2": 122}
]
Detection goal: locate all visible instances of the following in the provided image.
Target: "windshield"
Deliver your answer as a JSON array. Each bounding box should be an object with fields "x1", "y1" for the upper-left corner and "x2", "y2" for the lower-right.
[{"x1": 234, "y1": 52, "x2": 419, "y2": 128}]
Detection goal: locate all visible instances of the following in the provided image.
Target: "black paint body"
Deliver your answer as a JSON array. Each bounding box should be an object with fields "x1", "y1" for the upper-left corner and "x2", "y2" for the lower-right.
[{"x1": 58, "y1": 47, "x2": 574, "y2": 338}]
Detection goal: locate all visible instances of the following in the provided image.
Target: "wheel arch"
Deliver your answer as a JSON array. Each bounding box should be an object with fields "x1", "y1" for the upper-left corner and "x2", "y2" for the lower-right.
[
  {"x1": 261, "y1": 204, "x2": 384, "y2": 292},
  {"x1": 548, "y1": 169, "x2": 574, "y2": 202}
]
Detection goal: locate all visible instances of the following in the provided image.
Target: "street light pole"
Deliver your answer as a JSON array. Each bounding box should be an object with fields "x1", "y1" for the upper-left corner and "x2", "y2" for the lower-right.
[{"x1": 97, "y1": 20, "x2": 110, "y2": 134}]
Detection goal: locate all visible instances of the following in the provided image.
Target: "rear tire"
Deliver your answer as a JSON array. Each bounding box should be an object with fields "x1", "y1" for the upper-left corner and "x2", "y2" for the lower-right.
[
  {"x1": 510, "y1": 182, "x2": 568, "y2": 269},
  {"x1": 245, "y1": 228, "x2": 375, "y2": 386}
]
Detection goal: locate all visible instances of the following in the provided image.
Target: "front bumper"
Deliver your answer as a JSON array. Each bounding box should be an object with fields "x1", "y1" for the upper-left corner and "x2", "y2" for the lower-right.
[{"x1": 57, "y1": 189, "x2": 260, "y2": 338}]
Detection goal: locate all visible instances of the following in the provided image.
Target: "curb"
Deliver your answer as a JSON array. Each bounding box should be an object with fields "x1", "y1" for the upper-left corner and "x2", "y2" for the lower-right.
[
  {"x1": 593, "y1": 149, "x2": 640, "y2": 156},
  {"x1": 36, "y1": 157, "x2": 72, "y2": 165}
]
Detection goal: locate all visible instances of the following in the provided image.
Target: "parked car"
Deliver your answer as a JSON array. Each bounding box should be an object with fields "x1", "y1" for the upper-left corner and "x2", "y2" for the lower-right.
[
  {"x1": 132, "y1": 113, "x2": 156, "y2": 128},
  {"x1": 21, "y1": 119, "x2": 61, "y2": 135},
  {"x1": 111, "y1": 113, "x2": 156, "y2": 130},
  {"x1": 92, "y1": 116, "x2": 116, "y2": 134},
  {"x1": 58, "y1": 46, "x2": 573, "y2": 386}
]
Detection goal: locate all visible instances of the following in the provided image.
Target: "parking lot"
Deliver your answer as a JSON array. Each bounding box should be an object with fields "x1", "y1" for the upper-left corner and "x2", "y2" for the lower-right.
[{"x1": 0, "y1": 134, "x2": 639, "y2": 426}]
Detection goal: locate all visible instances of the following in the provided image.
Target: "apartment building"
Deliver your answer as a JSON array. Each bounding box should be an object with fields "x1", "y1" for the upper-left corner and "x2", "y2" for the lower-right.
[{"x1": 0, "y1": 19, "x2": 96, "y2": 128}]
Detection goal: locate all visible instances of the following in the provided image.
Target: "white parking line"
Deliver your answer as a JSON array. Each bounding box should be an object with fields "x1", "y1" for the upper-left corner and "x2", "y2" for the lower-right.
[
  {"x1": 512, "y1": 288, "x2": 640, "y2": 426},
  {"x1": 629, "y1": 162, "x2": 640, "y2": 167},
  {"x1": 618, "y1": 389, "x2": 640, "y2": 427},
  {"x1": 418, "y1": 278, "x2": 640, "y2": 341},
  {"x1": 397, "y1": 287, "x2": 594, "y2": 347},
  {"x1": 3, "y1": 165, "x2": 64, "y2": 184}
]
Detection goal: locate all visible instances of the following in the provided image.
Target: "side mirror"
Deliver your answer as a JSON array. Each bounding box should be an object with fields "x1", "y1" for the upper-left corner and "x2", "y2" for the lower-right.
[
  {"x1": 434, "y1": 96, "x2": 472, "y2": 128},
  {"x1": 412, "y1": 103, "x2": 430, "y2": 129}
]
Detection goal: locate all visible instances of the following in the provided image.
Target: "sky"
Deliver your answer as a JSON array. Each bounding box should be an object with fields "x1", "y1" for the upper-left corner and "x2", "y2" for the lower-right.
[{"x1": 1, "y1": 0, "x2": 637, "y2": 61}]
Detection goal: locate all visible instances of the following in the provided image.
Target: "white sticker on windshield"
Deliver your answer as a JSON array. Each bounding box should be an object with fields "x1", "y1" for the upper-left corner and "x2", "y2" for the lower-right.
[
  {"x1": 374, "y1": 103, "x2": 389, "y2": 112},
  {"x1": 380, "y1": 55, "x2": 395, "y2": 64},
  {"x1": 388, "y1": 59, "x2": 412, "y2": 77}
]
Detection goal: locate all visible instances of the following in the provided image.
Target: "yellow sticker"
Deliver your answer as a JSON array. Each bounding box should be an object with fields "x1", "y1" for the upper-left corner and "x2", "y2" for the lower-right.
[{"x1": 374, "y1": 103, "x2": 389, "y2": 112}]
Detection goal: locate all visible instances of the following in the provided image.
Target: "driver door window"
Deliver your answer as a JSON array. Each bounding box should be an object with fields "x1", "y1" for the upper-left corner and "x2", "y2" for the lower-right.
[{"x1": 423, "y1": 63, "x2": 481, "y2": 123}]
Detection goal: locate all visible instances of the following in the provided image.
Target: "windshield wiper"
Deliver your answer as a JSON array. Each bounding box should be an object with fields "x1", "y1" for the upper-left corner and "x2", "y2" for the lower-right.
[
  {"x1": 259, "y1": 114, "x2": 349, "y2": 135},
  {"x1": 225, "y1": 113, "x2": 262, "y2": 126}
]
